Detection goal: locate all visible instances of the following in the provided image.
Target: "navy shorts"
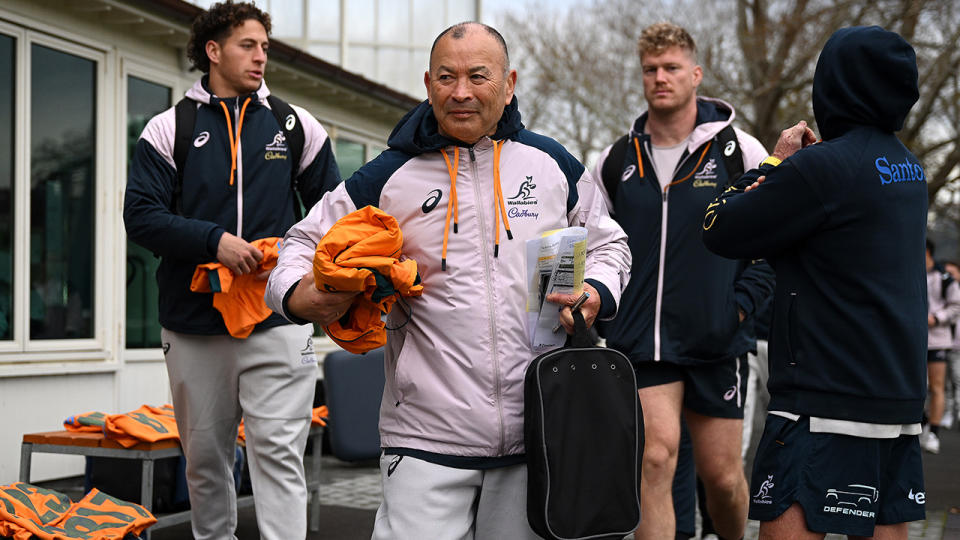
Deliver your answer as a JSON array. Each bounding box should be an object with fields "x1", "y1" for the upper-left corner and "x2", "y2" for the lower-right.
[
  {"x1": 928, "y1": 349, "x2": 949, "y2": 363},
  {"x1": 748, "y1": 415, "x2": 926, "y2": 536},
  {"x1": 633, "y1": 357, "x2": 748, "y2": 419}
]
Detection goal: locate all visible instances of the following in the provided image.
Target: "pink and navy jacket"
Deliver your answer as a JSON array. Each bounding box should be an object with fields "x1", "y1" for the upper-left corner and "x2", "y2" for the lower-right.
[
  {"x1": 266, "y1": 98, "x2": 630, "y2": 463},
  {"x1": 125, "y1": 78, "x2": 340, "y2": 335}
]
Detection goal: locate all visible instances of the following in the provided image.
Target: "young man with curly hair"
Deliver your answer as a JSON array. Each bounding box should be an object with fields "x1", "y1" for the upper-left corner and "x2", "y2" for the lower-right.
[
  {"x1": 123, "y1": 2, "x2": 341, "y2": 538},
  {"x1": 592, "y1": 22, "x2": 771, "y2": 540}
]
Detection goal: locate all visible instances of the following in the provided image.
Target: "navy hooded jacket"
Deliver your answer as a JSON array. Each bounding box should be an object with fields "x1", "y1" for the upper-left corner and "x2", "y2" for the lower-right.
[
  {"x1": 702, "y1": 26, "x2": 927, "y2": 424},
  {"x1": 124, "y1": 78, "x2": 340, "y2": 335},
  {"x1": 594, "y1": 98, "x2": 773, "y2": 366}
]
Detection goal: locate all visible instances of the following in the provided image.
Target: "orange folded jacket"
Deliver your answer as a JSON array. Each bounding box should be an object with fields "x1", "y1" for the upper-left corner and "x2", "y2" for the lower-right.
[
  {"x1": 190, "y1": 237, "x2": 281, "y2": 339},
  {"x1": 0, "y1": 483, "x2": 156, "y2": 540},
  {"x1": 314, "y1": 206, "x2": 424, "y2": 353}
]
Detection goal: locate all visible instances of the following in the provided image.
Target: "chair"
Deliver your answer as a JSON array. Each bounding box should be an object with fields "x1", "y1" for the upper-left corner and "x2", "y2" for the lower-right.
[{"x1": 322, "y1": 348, "x2": 385, "y2": 461}]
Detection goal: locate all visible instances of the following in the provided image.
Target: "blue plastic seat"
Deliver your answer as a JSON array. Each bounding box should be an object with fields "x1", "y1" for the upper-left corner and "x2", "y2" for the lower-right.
[{"x1": 322, "y1": 348, "x2": 385, "y2": 461}]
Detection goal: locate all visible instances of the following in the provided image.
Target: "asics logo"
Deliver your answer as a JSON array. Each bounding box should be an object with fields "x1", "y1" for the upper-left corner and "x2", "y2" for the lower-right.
[
  {"x1": 387, "y1": 455, "x2": 403, "y2": 477},
  {"x1": 621, "y1": 165, "x2": 636, "y2": 182},
  {"x1": 285, "y1": 113, "x2": 296, "y2": 130},
  {"x1": 193, "y1": 131, "x2": 210, "y2": 147},
  {"x1": 724, "y1": 139, "x2": 737, "y2": 157},
  {"x1": 422, "y1": 189, "x2": 442, "y2": 213},
  {"x1": 723, "y1": 385, "x2": 737, "y2": 401}
]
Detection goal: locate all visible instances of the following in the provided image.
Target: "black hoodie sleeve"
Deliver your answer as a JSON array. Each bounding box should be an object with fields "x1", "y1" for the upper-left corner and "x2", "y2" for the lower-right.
[
  {"x1": 702, "y1": 160, "x2": 828, "y2": 260},
  {"x1": 123, "y1": 138, "x2": 224, "y2": 261},
  {"x1": 734, "y1": 258, "x2": 774, "y2": 318}
]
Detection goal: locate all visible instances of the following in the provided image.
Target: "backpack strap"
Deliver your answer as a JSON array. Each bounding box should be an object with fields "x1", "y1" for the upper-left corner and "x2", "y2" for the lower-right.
[
  {"x1": 716, "y1": 124, "x2": 744, "y2": 185},
  {"x1": 172, "y1": 97, "x2": 198, "y2": 214},
  {"x1": 600, "y1": 134, "x2": 630, "y2": 208},
  {"x1": 266, "y1": 94, "x2": 306, "y2": 221},
  {"x1": 173, "y1": 94, "x2": 308, "y2": 219}
]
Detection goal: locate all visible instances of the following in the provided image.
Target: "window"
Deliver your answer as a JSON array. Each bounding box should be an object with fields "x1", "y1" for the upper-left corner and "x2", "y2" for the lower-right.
[
  {"x1": 29, "y1": 44, "x2": 96, "y2": 340},
  {"x1": 0, "y1": 34, "x2": 13, "y2": 341},
  {"x1": 0, "y1": 28, "x2": 106, "y2": 356},
  {"x1": 126, "y1": 76, "x2": 170, "y2": 349},
  {"x1": 377, "y1": 0, "x2": 409, "y2": 43},
  {"x1": 307, "y1": 0, "x2": 340, "y2": 41},
  {"x1": 346, "y1": 0, "x2": 375, "y2": 43},
  {"x1": 335, "y1": 138, "x2": 366, "y2": 179},
  {"x1": 268, "y1": 0, "x2": 304, "y2": 39}
]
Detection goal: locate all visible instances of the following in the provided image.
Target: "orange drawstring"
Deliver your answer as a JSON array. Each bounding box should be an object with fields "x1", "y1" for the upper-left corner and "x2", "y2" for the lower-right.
[
  {"x1": 440, "y1": 147, "x2": 459, "y2": 271},
  {"x1": 665, "y1": 141, "x2": 712, "y2": 191},
  {"x1": 438, "y1": 141, "x2": 514, "y2": 270},
  {"x1": 492, "y1": 140, "x2": 512, "y2": 258},
  {"x1": 633, "y1": 136, "x2": 645, "y2": 178},
  {"x1": 219, "y1": 97, "x2": 252, "y2": 186}
]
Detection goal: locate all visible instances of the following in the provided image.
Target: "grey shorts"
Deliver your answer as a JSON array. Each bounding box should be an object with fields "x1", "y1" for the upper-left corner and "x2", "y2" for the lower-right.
[{"x1": 748, "y1": 415, "x2": 926, "y2": 536}]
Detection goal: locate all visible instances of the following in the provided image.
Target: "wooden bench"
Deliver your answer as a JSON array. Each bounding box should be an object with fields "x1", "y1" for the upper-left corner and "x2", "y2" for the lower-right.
[{"x1": 20, "y1": 427, "x2": 323, "y2": 539}]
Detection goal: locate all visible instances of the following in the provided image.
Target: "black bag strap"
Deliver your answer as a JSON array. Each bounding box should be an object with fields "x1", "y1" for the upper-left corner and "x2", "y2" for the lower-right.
[
  {"x1": 570, "y1": 309, "x2": 594, "y2": 348},
  {"x1": 266, "y1": 94, "x2": 306, "y2": 221},
  {"x1": 172, "y1": 95, "x2": 307, "y2": 220},
  {"x1": 716, "y1": 124, "x2": 744, "y2": 184},
  {"x1": 600, "y1": 134, "x2": 630, "y2": 208},
  {"x1": 172, "y1": 97, "x2": 197, "y2": 214}
]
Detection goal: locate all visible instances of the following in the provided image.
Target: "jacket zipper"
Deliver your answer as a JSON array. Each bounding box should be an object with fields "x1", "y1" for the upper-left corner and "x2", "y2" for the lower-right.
[
  {"x1": 234, "y1": 98, "x2": 245, "y2": 238},
  {"x1": 469, "y1": 144, "x2": 506, "y2": 455},
  {"x1": 787, "y1": 292, "x2": 798, "y2": 366},
  {"x1": 652, "y1": 140, "x2": 696, "y2": 362}
]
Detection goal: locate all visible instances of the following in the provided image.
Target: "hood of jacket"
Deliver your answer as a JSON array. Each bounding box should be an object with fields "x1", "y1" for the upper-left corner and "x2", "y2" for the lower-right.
[
  {"x1": 631, "y1": 97, "x2": 736, "y2": 150},
  {"x1": 185, "y1": 75, "x2": 271, "y2": 106},
  {"x1": 813, "y1": 26, "x2": 919, "y2": 141},
  {"x1": 387, "y1": 96, "x2": 526, "y2": 154}
]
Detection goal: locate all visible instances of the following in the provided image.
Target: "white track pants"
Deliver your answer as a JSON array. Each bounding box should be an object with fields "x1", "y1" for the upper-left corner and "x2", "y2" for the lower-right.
[
  {"x1": 371, "y1": 455, "x2": 540, "y2": 540},
  {"x1": 162, "y1": 324, "x2": 316, "y2": 540}
]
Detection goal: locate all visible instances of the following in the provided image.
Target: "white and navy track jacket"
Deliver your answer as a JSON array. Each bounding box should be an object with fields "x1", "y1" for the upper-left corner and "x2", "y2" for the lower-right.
[
  {"x1": 266, "y1": 98, "x2": 631, "y2": 461},
  {"x1": 124, "y1": 77, "x2": 340, "y2": 335},
  {"x1": 593, "y1": 97, "x2": 772, "y2": 366}
]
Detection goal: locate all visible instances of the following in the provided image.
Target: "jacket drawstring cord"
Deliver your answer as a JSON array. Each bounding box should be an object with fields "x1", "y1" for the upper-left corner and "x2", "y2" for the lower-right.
[
  {"x1": 633, "y1": 136, "x2": 645, "y2": 178},
  {"x1": 219, "y1": 96, "x2": 252, "y2": 186},
  {"x1": 492, "y1": 140, "x2": 513, "y2": 258},
  {"x1": 440, "y1": 146, "x2": 460, "y2": 271},
  {"x1": 666, "y1": 141, "x2": 712, "y2": 191}
]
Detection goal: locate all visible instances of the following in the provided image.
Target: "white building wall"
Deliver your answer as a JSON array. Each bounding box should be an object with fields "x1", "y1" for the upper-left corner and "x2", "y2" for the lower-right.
[{"x1": 0, "y1": 0, "x2": 406, "y2": 486}]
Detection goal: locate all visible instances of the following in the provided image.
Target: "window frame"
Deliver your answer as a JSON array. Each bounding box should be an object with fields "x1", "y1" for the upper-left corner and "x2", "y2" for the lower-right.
[
  {"x1": 119, "y1": 57, "x2": 183, "y2": 363},
  {"x1": 0, "y1": 18, "x2": 115, "y2": 361}
]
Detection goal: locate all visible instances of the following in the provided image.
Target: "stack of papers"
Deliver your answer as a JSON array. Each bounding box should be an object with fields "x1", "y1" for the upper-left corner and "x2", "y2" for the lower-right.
[{"x1": 526, "y1": 227, "x2": 587, "y2": 352}]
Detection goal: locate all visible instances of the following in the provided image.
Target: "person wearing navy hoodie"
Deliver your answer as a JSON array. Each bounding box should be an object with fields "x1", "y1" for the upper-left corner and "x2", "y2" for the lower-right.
[{"x1": 702, "y1": 26, "x2": 926, "y2": 539}]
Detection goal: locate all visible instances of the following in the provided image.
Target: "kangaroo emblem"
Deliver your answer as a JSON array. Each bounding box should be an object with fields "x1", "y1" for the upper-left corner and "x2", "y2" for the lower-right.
[
  {"x1": 509, "y1": 176, "x2": 537, "y2": 200},
  {"x1": 755, "y1": 475, "x2": 775, "y2": 500}
]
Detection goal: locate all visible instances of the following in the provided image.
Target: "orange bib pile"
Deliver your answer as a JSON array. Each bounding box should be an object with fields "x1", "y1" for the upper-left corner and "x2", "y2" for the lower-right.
[
  {"x1": 0, "y1": 483, "x2": 156, "y2": 539},
  {"x1": 102, "y1": 404, "x2": 179, "y2": 448}
]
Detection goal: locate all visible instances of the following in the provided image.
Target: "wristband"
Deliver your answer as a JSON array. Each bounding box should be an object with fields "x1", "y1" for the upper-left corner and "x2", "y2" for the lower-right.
[{"x1": 761, "y1": 156, "x2": 782, "y2": 167}]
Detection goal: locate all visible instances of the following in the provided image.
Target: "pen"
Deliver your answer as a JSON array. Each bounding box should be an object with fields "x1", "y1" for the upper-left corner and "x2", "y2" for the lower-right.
[{"x1": 553, "y1": 291, "x2": 590, "y2": 333}]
